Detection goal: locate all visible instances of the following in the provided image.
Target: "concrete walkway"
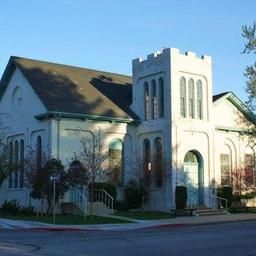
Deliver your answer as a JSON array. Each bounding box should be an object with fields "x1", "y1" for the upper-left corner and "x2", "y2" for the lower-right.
[{"x1": 0, "y1": 213, "x2": 256, "y2": 231}]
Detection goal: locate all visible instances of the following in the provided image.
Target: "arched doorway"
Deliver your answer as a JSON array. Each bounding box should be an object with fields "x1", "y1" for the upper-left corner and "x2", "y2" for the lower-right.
[{"x1": 183, "y1": 150, "x2": 204, "y2": 206}]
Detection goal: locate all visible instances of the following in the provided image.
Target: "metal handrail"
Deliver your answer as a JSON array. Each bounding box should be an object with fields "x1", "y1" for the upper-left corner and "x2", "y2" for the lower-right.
[
  {"x1": 92, "y1": 189, "x2": 114, "y2": 213},
  {"x1": 208, "y1": 193, "x2": 228, "y2": 212},
  {"x1": 70, "y1": 187, "x2": 88, "y2": 217}
]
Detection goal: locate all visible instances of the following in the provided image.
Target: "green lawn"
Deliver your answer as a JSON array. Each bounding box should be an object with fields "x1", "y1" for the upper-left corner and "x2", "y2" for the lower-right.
[
  {"x1": 0, "y1": 214, "x2": 133, "y2": 225},
  {"x1": 114, "y1": 211, "x2": 175, "y2": 220}
]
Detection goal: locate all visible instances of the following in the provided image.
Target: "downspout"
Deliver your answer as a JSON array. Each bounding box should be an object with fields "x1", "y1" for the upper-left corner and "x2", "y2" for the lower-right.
[{"x1": 56, "y1": 115, "x2": 61, "y2": 159}]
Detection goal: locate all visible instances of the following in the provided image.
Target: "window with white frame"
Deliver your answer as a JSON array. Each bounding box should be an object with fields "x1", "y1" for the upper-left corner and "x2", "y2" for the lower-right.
[
  {"x1": 188, "y1": 78, "x2": 195, "y2": 119},
  {"x1": 196, "y1": 80, "x2": 203, "y2": 120},
  {"x1": 158, "y1": 77, "x2": 164, "y2": 118},
  {"x1": 180, "y1": 77, "x2": 186, "y2": 118}
]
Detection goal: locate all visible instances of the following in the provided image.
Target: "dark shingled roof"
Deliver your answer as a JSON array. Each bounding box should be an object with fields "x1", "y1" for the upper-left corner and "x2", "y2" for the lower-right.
[
  {"x1": 212, "y1": 92, "x2": 230, "y2": 102},
  {"x1": 1, "y1": 56, "x2": 138, "y2": 121}
]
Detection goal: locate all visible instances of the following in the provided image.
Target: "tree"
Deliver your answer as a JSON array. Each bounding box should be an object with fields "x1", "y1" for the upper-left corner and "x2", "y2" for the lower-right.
[
  {"x1": 70, "y1": 136, "x2": 109, "y2": 216},
  {"x1": 242, "y1": 22, "x2": 256, "y2": 110},
  {"x1": 0, "y1": 143, "x2": 11, "y2": 187},
  {"x1": 231, "y1": 167, "x2": 254, "y2": 205},
  {"x1": 0, "y1": 122, "x2": 12, "y2": 187},
  {"x1": 72, "y1": 137, "x2": 109, "y2": 185},
  {"x1": 25, "y1": 152, "x2": 69, "y2": 214}
]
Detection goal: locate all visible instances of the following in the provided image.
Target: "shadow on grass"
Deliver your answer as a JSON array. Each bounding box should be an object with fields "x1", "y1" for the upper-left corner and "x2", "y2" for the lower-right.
[{"x1": 0, "y1": 214, "x2": 133, "y2": 225}]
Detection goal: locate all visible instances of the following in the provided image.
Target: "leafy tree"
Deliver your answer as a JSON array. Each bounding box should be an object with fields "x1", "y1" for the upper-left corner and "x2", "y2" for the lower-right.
[
  {"x1": 0, "y1": 143, "x2": 11, "y2": 187},
  {"x1": 0, "y1": 122, "x2": 12, "y2": 187},
  {"x1": 242, "y1": 22, "x2": 256, "y2": 110},
  {"x1": 25, "y1": 154, "x2": 69, "y2": 214}
]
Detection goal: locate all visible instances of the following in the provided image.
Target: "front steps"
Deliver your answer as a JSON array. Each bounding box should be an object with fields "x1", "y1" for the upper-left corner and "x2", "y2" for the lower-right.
[
  {"x1": 87, "y1": 201, "x2": 113, "y2": 215},
  {"x1": 195, "y1": 207, "x2": 228, "y2": 216}
]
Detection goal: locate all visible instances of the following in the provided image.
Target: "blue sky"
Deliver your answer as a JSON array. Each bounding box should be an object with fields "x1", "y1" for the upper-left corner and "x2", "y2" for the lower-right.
[{"x1": 0, "y1": 0, "x2": 255, "y2": 101}]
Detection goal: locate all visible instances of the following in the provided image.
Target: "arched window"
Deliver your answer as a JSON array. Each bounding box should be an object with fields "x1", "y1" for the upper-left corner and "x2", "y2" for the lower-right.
[
  {"x1": 36, "y1": 136, "x2": 42, "y2": 169},
  {"x1": 143, "y1": 139, "x2": 151, "y2": 186},
  {"x1": 196, "y1": 80, "x2": 203, "y2": 119},
  {"x1": 151, "y1": 80, "x2": 157, "y2": 119},
  {"x1": 220, "y1": 145, "x2": 232, "y2": 186},
  {"x1": 8, "y1": 142, "x2": 13, "y2": 188},
  {"x1": 244, "y1": 147, "x2": 255, "y2": 185},
  {"x1": 14, "y1": 140, "x2": 19, "y2": 188},
  {"x1": 109, "y1": 139, "x2": 123, "y2": 185},
  {"x1": 154, "y1": 137, "x2": 163, "y2": 187},
  {"x1": 180, "y1": 77, "x2": 186, "y2": 117},
  {"x1": 144, "y1": 82, "x2": 150, "y2": 120},
  {"x1": 19, "y1": 139, "x2": 24, "y2": 188},
  {"x1": 158, "y1": 78, "x2": 164, "y2": 118},
  {"x1": 188, "y1": 78, "x2": 195, "y2": 119}
]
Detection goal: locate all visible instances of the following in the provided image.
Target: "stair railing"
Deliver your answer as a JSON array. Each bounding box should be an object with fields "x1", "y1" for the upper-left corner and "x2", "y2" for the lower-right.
[
  {"x1": 70, "y1": 187, "x2": 88, "y2": 217},
  {"x1": 208, "y1": 193, "x2": 228, "y2": 212},
  {"x1": 92, "y1": 189, "x2": 114, "y2": 214}
]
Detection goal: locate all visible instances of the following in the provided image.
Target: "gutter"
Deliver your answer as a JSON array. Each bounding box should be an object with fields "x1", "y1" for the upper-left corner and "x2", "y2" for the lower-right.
[{"x1": 34, "y1": 111, "x2": 141, "y2": 125}]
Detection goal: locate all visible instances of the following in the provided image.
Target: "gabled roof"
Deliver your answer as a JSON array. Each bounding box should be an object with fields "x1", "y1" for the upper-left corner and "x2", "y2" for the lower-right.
[
  {"x1": 213, "y1": 91, "x2": 256, "y2": 124},
  {"x1": 0, "y1": 56, "x2": 138, "y2": 122}
]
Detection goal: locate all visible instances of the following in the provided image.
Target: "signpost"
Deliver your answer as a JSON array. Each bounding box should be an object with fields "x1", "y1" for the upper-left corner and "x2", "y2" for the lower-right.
[{"x1": 50, "y1": 174, "x2": 60, "y2": 224}]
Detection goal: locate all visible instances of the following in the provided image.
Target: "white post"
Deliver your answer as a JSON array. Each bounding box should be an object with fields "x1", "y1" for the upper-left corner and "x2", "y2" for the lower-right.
[{"x1": 53, "y1": 179, "x2": 56, "y2": 224}]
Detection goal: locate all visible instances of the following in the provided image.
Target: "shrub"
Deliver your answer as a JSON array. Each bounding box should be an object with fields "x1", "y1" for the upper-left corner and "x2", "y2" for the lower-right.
[
  {"x1": 115, "y1": 200, "x2": 130, "y2": 211},
  {"x1": 89, "y1": 182, "x2": 117, "y2": 200},
  {"x1": 175, "y1": 186, "x2": 187, "y2": 209},
  {"x1": 0, "y1": 200, "x2": 21, "y2": 215},
  {"x1": 217, "y1": 186, "x2": 233, "y2": 208},
  {"x1": 124, "y1": 180, "x2": 144, "y2": 209},
  {"x1": 20, "y1": 206, "x2": 34, "y2": 215}
]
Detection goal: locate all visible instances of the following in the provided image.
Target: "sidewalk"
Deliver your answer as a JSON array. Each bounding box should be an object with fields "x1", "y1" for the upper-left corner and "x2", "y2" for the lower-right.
[{"x1": 0, "y1": 213, "x2": 256, "y2": 231}]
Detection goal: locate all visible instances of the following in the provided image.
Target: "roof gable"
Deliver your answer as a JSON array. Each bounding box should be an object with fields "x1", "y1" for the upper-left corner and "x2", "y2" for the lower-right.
[
  {"x1": 0, "y1": 56, "x2": 138, "y2": 122},
  {"x1": 213, "y1": 91, "x2": 256, "y2": 125}
]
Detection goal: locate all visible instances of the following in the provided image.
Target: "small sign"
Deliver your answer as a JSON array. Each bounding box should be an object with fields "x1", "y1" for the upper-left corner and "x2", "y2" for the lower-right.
[{"x1": 50, "y1": 175, "x2": 60, "y2": 181}]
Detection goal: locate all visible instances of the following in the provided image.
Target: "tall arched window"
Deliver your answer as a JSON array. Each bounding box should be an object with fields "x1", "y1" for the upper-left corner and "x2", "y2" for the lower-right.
[
  {"x1": 144, "y1": 82, "x2": 150, "y2": 120},
  {"x1": 154, "y1": 137, "x2": 163, "y2": 187},
  {"x1": 36, "y1": 136, "x2": 42, "y2": 169},
  {"x1": 143, "y1": 139, "x2": 151, "y2": 186},
  {"x1": 109, "y1": 139, "x2": 123, "y2": 185},
  {"x1": 196, "y1": 80, "x2": 203, "y2": 120},
  {"x1": 220, "y1": 144, "x2": 232, "y2": 186},
  {"x1": 19, "y1": 139, "x2": 24, "y2": 188},
  {"x1": 151, "y1": 80, "x2": 157, "y2": 119},
  {"x1": 188, "y1": 78, "x2": 195, "y2": 119},
  {"x1": 180, "y1": 77, "x2": 186, "y2": 117},
  {"x1": 14, "y1": 140, "x2": 19, "y2": 188},
  {"x1": 8, "y1": 142, "x2": 13, "y2": 188},
  {"x1": 244, "y1": 147, "x2": 255, "y2": 185},
  {"x1": 158, "y1": 77, "x2": 164, "y2": 118}
]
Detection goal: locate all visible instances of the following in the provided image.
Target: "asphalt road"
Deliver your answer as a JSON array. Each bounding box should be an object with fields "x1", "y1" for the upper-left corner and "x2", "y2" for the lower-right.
[{"x1": 0, "y1": 221, "x2": 256, "y2": 256}]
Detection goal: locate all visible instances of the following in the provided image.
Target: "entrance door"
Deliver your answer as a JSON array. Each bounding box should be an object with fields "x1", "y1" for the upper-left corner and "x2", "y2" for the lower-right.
[{"x1": 183, "y1": 151, "x2": 204, "y2": 207}]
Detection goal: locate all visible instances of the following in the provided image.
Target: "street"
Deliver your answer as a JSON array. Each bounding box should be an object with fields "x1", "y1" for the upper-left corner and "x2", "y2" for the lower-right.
[{"x1": 0, "y1": 221, "x2": 256, "y2": 256}]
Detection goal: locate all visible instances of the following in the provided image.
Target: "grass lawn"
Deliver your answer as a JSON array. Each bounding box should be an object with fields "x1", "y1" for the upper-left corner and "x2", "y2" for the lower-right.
[
  {"x1": 228, "y1": 207, "x2": 256, "y2": 214},
  {"x1": 114, "y1": 211, "x2": 175, "y2": 220},
  {"x1": 0, "y1": 214, "x2": 133, "y2": 225}
]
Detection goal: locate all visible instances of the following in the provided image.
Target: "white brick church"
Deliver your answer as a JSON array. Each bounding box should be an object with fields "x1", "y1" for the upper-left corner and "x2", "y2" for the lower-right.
[{"x1": 0, "y1": 47, "x2": 255, "y2": 211}]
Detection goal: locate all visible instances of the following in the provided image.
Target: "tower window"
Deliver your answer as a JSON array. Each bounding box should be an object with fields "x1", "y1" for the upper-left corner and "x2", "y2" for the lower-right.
[
  {"x1": 151, "y1": 80, "x2": 157, "y2": 119},
  {"x1": 197, "y1": 80, "x2": 203, "y2": 120},
  {"x1": 158, "y1": 78, "x2": 164, "y2": 118},
  {"x1": 188, "y1": 78, "x2": 195, "y2": 119},
  {"x1": 144, "y1": 82, "x2": 150, "y2": 120},
  {"x1": 180, "y1": 77, "x2": 186, "y2": 118}
]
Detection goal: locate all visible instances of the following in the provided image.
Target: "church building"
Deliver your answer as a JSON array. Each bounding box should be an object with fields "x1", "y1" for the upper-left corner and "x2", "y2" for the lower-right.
[{"x1": 0, "y1": 47, "x2": 255, "y2": 211}]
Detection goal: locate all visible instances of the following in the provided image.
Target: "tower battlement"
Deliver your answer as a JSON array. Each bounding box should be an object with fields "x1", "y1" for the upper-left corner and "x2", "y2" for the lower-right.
[{"x1": 132, "y1": 47, "x2": 211, "y2": 75}]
